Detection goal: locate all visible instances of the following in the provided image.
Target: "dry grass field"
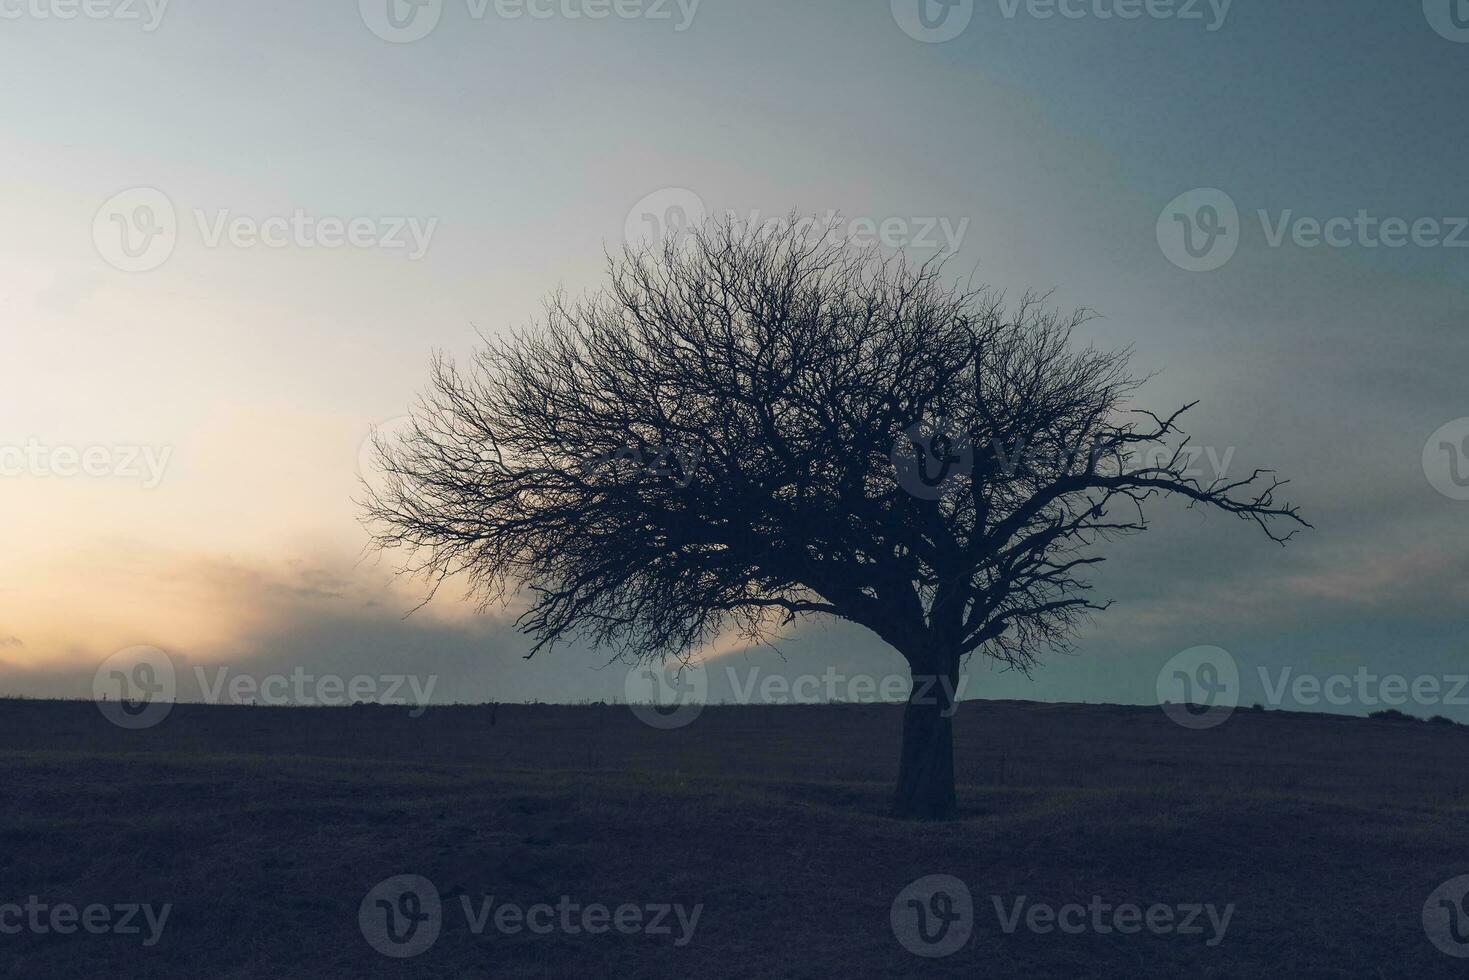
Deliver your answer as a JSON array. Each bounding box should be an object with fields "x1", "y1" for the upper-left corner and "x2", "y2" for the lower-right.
[{"x1": 2, "y1": 698, "x2": 1468, "y2": 977}]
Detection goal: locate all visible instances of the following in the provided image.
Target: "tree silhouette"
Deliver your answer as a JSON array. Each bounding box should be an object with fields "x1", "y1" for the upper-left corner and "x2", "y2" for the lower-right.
[{"x1": 362, "y1": 217, "x2": 1308, "y2": 819}]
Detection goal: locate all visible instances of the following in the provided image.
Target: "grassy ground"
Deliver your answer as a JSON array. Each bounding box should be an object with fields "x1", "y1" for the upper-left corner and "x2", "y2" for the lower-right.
[{"x1": 2, "y1": 698, "x2": 1468, "y2": 977}]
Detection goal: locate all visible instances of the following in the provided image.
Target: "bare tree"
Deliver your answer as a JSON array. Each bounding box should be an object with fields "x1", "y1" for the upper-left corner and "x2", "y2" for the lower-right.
[{"x1": 362, "y1": 217, "x2": 1307, "y2": 819}]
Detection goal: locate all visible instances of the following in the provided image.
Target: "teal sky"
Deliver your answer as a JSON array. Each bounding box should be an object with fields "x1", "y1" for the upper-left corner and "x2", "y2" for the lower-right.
[{"x1": 2, "y1": 1, "x2": 1467, "y2": 718}]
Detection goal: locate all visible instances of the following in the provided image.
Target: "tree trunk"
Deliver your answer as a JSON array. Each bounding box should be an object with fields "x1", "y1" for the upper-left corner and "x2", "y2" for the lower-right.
[{"x1": 891, "y1": 661, "x2": 959, "y2": 820}]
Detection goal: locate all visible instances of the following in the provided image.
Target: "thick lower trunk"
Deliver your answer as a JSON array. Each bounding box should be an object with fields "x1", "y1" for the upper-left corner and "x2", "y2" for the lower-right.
[{"x1": 891, "y1": 664, "x2": 959, "y2": 820}]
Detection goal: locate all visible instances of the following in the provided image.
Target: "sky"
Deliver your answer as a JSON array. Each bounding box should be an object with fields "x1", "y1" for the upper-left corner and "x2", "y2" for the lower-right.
[{"x1": 1, "y1": 0, "x2": 1467, "y2": 719}]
